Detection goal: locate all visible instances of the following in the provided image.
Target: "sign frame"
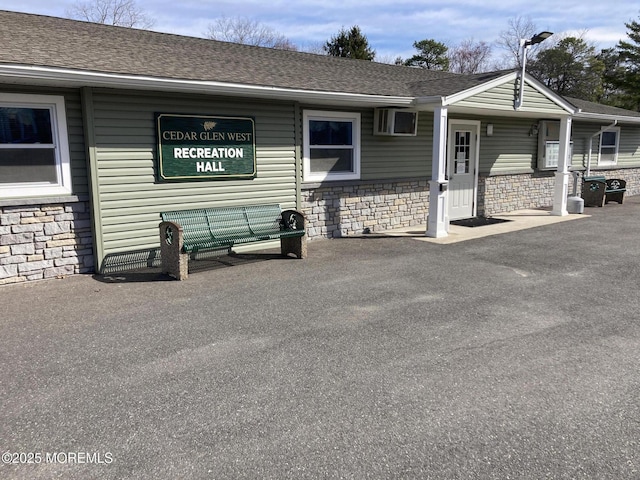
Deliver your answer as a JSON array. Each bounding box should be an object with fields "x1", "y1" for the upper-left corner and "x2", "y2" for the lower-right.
[{"x1": 156, "y1": 113, "x2": 257, "y2": 182}]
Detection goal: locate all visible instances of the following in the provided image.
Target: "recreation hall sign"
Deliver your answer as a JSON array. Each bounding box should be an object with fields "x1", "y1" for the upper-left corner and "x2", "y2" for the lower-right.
[{"x1": 156, "y1": 114, "x2": 256, "y2": 181}]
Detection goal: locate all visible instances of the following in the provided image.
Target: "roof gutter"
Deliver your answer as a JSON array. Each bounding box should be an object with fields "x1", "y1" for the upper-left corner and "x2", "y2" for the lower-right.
[
  {"x1": 573, "y1": 110, "x2": 640, "y2": 124},
  {"x1": 412, "y1": 96, "x2": 445, "y2": 109},
  {"x1": 0, "y1": 64, "x2": 415, "y2": 108}
]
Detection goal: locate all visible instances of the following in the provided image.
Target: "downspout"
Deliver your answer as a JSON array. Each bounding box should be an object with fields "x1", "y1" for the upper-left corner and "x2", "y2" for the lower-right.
[
  {"x1": 586, "y1": 120, "x2": 618, "y2": 176},
  {"x1": 80, "y1": 87, "x2": 104, "y2": 273}
]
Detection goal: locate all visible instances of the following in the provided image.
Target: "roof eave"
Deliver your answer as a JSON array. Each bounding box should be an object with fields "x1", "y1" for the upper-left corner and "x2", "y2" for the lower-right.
[
  {"x1": 0, "y1": 64, "x2": 415, "y2": 108},
  {"x1": 573, "y1": 110, "x2": 640, "y2": 124}
]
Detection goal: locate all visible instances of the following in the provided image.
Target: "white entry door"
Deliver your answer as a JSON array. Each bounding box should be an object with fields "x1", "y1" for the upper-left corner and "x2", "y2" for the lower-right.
[{"x1": 448, "y1": 121, "x2": 479, "y2": 220}]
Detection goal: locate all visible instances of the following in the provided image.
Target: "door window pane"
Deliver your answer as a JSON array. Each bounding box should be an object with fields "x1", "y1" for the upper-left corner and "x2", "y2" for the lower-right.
[{"x1": 454, "y1": 131, "x2": 471, "y2": 173}]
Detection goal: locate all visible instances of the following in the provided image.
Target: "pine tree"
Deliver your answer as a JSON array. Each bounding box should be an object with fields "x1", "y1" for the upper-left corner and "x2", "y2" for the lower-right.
[
  {"x1": 404, "y1": 39, "x2": 449, "y2": 71},
  {"x1": 616, "y1": 18, "x2": 640, "y2": 111},
  {"x1": 527, "y1": 37, "x2": 604, "y2": 102},
  {"x1": 325, "y1": 26, "x2": 375, "y2": 61}
]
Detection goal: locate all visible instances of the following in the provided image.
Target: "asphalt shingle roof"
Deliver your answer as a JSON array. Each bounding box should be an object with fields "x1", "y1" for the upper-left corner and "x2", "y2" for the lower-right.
[
  {"x1": 2, "y1": 10, "x2": 640, "y2": 120},
  {"x1": 0, "y1": 10, "x2": 502, "y2": 99},
  {"x1": 567, "y1": 97, "x2": 640, "y2": 119}
]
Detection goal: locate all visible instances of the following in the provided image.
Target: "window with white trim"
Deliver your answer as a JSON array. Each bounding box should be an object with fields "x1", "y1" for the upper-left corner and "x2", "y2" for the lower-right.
[
  {"x1": 303, "y1": 110, "x2": 360, "y2": 182},
  {"x1": 598, "y1": 127, "x2": 620, "y2": 165},
  {"x1": 0, "y1": 93, "x2": 72, "y2": 198}
]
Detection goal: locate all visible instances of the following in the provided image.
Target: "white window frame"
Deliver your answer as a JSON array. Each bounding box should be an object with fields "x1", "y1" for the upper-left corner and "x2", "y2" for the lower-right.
[
  {"x1": 303, "y1": 110, "x2": 361, "y2": 182},
  {"x1": 597, "y1": 126, "x2": 620, "y2": 166},
  {"x1": 0, "y1": 93, "x2": 72, "y2": 198}
]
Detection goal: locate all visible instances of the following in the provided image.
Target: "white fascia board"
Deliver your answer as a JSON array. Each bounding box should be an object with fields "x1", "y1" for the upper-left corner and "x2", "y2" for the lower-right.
[
  {"x1": 440, "y1": 71, "x2": 517, "y2": 106},
  {"x1": 523, "y1": 75, "x2": 576, "y2": 114},
  {"x1": 0, "y1": 64, "x2": 415, "y2": 108},
  {"x1": 434, "y1": 71, "x2": 575, "y2": 114}
]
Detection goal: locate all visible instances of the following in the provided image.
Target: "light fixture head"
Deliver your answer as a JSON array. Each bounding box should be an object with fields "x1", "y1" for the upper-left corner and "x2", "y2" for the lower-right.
[{"x1": 529, "y1": 31, "x2": 553, "y2": 45}]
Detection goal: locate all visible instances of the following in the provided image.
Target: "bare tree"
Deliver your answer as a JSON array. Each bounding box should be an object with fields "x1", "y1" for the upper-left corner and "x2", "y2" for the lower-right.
[
  {"x1": 66, "y1": 0, "x2": 155, "y2": 28},
  {"x1": 495, "y1": 15, "x2": 538, "y2": 68},
  {"x1": 448, "y1": 39, "x2": 492, "y2": 73},
  {"x1": 205, "y1": 16, "x2": 297, "y2": 50},
  {"x1": 374, "y1": 54, "x2": 404, "y2": 65},
  {"x1": 299, "y1": 41, "x2": 327, "y2": 55}
]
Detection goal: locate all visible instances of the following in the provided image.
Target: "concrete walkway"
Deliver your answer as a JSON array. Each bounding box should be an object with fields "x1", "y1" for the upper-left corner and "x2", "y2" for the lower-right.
[
  {"x1": 383, "y1": 208, "x2": 590, "y2": 244},
  {"x1": 1, "y1": 197, "x2": 639, "y2": 479}
]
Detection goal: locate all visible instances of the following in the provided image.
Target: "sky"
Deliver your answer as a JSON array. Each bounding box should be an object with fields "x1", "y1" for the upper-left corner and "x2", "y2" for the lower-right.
[{"x1": 3, "y1": 0, "x2": 640, "y2": 64}]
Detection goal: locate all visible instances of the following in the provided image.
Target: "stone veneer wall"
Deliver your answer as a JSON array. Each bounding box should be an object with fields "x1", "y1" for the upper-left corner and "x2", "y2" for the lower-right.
[
  {"x1": 0, "y1": 199, "x2": 94, "y2": 284},
  {"x1": 479, "y1": 168, "x2": 640, "y2": 216},
  {"x1": 302, "y1": 179, "x2": 429, "y2": 239},
  {"x1": 478, "y1": 172, "x2": 556, "y2": 216}
]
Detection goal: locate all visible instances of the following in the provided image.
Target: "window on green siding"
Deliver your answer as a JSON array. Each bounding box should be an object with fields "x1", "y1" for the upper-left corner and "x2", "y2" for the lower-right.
[
  {"x1": 598, "y1": 128, "x2": 620, "y2": 165},
  {"x1": 303, "y1": 110, "x2": 360, "y2": 182},
  {"x1": 0, "y1": 93, "x2": 72, "y2": 198}
]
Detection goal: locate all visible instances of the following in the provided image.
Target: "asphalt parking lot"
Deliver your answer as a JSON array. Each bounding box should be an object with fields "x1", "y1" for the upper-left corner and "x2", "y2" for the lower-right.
[{"x1": 1, "y1": 198, "x2": 639, "y2": 479}]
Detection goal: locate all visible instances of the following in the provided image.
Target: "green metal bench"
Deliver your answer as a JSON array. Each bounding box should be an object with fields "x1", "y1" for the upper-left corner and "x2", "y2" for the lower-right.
[
  {"x1": 159, "y1": 204, "x2": 306, "y2": 280},
  {"x1": 582, "y1": 175, "x2": 626, "y2": 207}
]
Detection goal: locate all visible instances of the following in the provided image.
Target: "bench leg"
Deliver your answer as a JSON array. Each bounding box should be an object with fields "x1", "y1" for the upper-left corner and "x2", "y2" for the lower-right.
[
  {"x1": 280, "y1": 210, "x2": 307, "y2": 259},
  {"x1": 160, "y1": 221, "x2": 189, "y2": 280},
  {"x1": 605, "y1": 192, "x2": 625, "y2": 204},
  {"x1": 281, "y1": 236, "x2": 307, "y2": 259}
]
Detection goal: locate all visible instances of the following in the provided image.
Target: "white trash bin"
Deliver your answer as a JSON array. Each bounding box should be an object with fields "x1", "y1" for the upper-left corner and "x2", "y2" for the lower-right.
[{"x1": 567, "y1": 196, "x2": 584, "y2": 214}]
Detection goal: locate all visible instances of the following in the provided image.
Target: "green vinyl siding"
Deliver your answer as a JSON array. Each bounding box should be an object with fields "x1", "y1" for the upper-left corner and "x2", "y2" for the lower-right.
[
  {"x1": 477, "y1": 117, "x2": 537, "y2": 175},
  {"x1": 571, "y1": 121, "x2": 640, "y2": 169},
  {"x1": 455, "y1": 82, "x2": 567, "y2": 116},
  {"x1": 619, "y1": 125, "x2": 640, "y2": 167},
  {"x1": 299, "y1": 106, "x2": 432, "y2": 183},
  {"x1": 89, "y1": 89, "x2": 298, "y2": 259},
  {"x1": 569, "y1": 122, "x2": 597, "y2": 169},
  {"x1": 361, "y1": 109, "x2": 431, "y2": 180},
  {"x1": 65, "y1": 91, "x2": 89, "y2": 196}
]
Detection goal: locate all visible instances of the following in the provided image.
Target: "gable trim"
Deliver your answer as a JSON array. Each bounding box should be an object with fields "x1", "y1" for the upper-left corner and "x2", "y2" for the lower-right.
[{"x1": 439, "y1": 71, "x2": 575, "y2": 114}]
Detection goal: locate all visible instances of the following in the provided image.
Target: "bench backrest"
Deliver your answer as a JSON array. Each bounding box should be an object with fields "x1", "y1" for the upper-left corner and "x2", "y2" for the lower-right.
[
  {"x1": 207, "y1": 207, "x2": 252, "y2": 239},
  {"x1": 161, "y1": 209, "x2": 213, "y2": 243},
  {"x1": 162, "y1": 204, "x2": 285, "y2": 242},
  {"x1": 245, "y1": 204, "x2": 283, "y2": 235}
]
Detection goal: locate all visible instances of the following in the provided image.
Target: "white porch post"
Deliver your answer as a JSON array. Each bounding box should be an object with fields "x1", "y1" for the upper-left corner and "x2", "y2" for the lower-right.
[
  {"x1": 551, "y1": 116, "x2": 572, "y2": 216},
  {"x1": 426, "y1": 106, "x2": 449, "y2": 237}
]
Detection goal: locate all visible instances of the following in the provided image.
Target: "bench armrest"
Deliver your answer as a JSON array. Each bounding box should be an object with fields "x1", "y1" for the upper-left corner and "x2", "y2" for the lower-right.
[
  {"x1": 159, "y1": 221, "x2": 189, "y2": 280},
  {"x1": 159, "y1": 221, "x2": 183, "y2": 249},
  {"x1": 606, "y1": 178, "x2": 626, "y2": 190},
  {"x1": 281, "y1": 210, "x2": 306, "y2": 232}
]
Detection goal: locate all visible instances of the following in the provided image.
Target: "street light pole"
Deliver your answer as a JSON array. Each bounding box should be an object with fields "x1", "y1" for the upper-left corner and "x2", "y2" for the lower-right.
[{"x1": 514, "y1": 31, "x2": 553, "y2": 110}]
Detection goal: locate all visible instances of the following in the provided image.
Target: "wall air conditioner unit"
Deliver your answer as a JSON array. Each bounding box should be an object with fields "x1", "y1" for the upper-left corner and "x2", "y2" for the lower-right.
[
  {"x1": 374, "y1": 109, "x2": 418, "y2": 136},
  {"x1": 537, "y1": 120, "x2": 573, "y2": 170}
]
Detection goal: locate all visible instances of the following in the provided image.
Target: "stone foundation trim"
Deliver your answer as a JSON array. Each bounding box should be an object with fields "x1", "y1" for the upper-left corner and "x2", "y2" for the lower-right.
[
  {"x1": 0, "y1": 200, "x2": 93, "y2": 284},
  {"x1": 301, "y1": 179, "x2": 430, "y2": 239}
]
